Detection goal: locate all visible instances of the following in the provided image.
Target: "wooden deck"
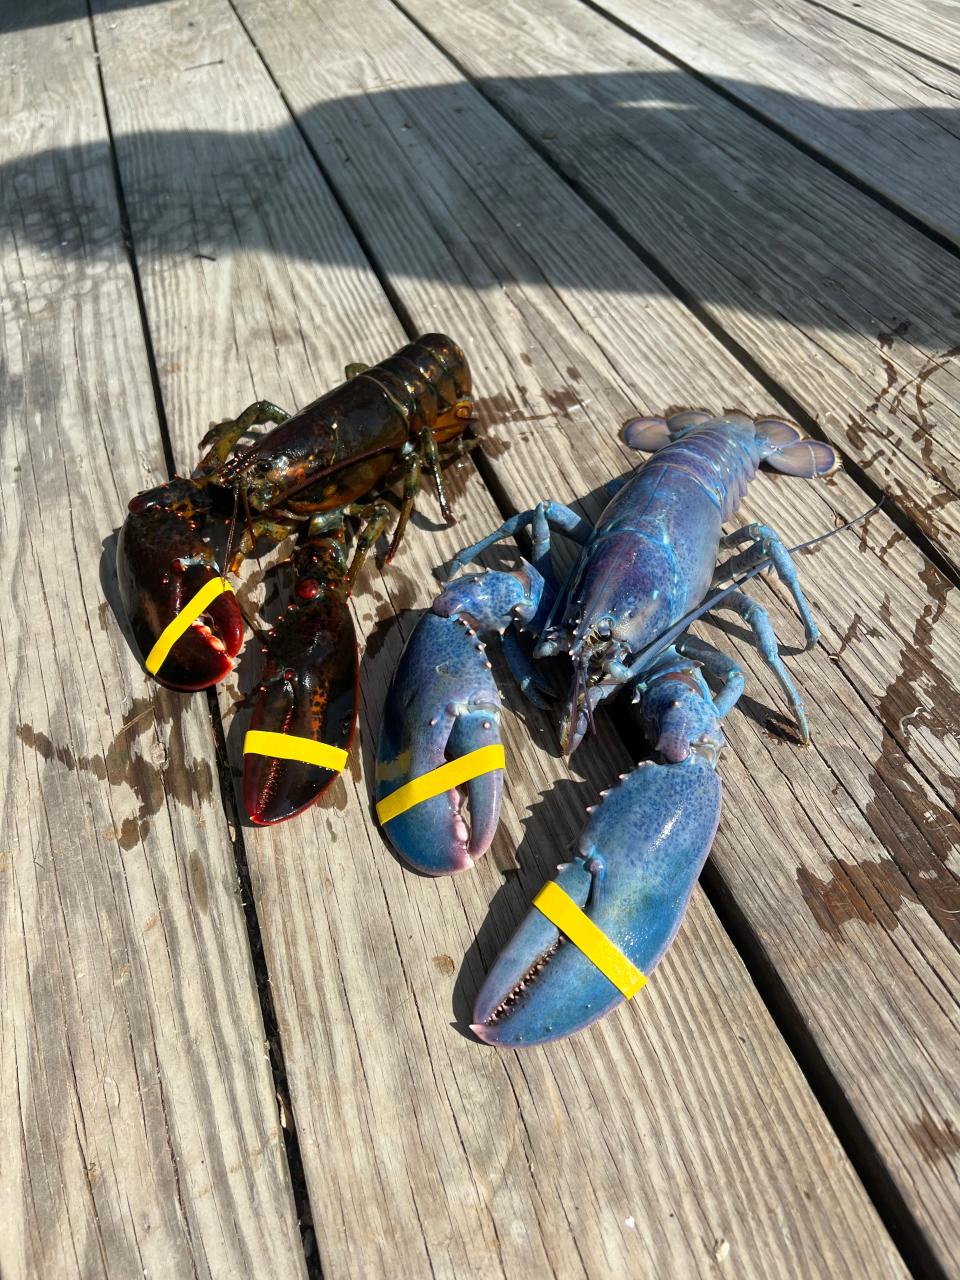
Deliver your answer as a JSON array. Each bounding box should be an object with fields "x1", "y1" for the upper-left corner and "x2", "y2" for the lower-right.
[{"x1": 2, "y1": 0, "x2": 959, "y2": 1275}]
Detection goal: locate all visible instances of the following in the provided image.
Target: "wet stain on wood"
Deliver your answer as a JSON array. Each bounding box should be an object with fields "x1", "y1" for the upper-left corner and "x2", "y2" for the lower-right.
[
  {"x1": 320, "y1": 775, "x2": 349, "y2": 811},
  {"x1": 831, "y1": 612, "x2": 879, "y2": 661},
  {"x1": 544, "y1": 387, "x2": 581, "y2": 416},
  {"x1": 363, "y1": 612, "x2": 403, "y2": 664},
  {"x1": 797, "y1": 852, "x2": 960, "y2": 944},
  {"x1": 910, "y1": 1108, "x2": 960, "y2": 1165},
  {"x1": 389, "y1": 568, "x2": 419, "y2": 616},
  {"x1": 189, "y1": 851, "x2": 209, "y2": 914},
  {"x1": 878, "y1": 320, "x2": 910, "y2": 349},
  {"x1": 16, "y1": 692, "x2": 215, "y2": 850}
]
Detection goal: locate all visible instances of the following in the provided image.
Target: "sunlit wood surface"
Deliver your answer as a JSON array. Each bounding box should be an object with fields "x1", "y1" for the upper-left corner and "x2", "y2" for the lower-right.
[{"x1": 1, "y1": 1, "x2": 958, "y2": 1276}]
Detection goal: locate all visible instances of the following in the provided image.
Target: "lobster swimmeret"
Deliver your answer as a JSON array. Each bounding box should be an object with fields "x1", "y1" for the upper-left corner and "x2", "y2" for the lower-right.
[
  {"x1": 376, "y1": 409, "x2": 840, "y2": 1044},
  {"x1": 117, "y1": 334, "x2": 473, "y2": 823}
]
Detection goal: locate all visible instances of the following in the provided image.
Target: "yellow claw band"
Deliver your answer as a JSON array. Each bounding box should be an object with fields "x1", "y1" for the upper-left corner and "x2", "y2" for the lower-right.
[
  {"x1": 145, "y1": 576, "x2": 234, "y2": 675},
  {"x1": 243, "y1": 730, "x2": 349, "y2": 773},
  {"x1": 533, "y1": 880, "x2": 647, "y2": 999},
  {"x1": 376, "y1": 744, "x2": 505, "y2": 825}
]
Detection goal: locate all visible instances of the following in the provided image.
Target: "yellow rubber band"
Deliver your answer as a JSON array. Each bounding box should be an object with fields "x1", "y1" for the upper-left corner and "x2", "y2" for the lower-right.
[
  {"x1": 243, "y1": 730, "x2": 348, "y2": 773},
  {"x1": 376, "y1": 744, "x2": 505, "y2": 825},
  {"x1": 533, "y1": 880, "x2": 647, "y2": 999},
  {"x1": 145, "y1": 576, "x2": 235, "y2": 675}
]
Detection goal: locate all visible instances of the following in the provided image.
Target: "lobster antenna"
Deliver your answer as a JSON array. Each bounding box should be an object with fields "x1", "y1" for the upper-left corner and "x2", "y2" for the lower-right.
[
  {"x1": 624, "y1": 498, "x2": 883, "y2": 678},
  {"x1": 582, "y1": 659, "x2": 598, "y2": 737},
  {"x1": 222, "y1": 483, "x2": 241, "y2": 585}
]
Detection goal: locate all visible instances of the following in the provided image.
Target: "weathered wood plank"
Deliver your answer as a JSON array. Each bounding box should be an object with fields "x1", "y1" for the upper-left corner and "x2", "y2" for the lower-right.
[
  {"x1": 91, "y1": 0, "x2": 906, "y2": 1274},
  {"x1": 586, "y1": 0, "x2": 960, "y2": 246},
  {"x1": 813, "y1": 0, "x2": 960, "y2": 69},
  {"x1": 232, "y1": 0, "x2": 960, "y2": 1269},
  {"x1": 0, "y1": 5, "x2": 306, "y2": 1278},
  {"x1": 391, "y1": 0, "x2": 960, "y2": 577}
]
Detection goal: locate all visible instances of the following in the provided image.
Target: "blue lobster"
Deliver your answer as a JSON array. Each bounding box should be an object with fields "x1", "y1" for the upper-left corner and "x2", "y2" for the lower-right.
[{"x1": 376, "y1": 409, "x2": 841, "y2": 1045}]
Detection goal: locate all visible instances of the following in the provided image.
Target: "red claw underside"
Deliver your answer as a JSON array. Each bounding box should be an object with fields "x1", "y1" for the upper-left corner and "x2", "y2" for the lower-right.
[
  {"x1": 243, "y1": 597, "x2": 359, "y2": 825},
  {"x1": 156, "y1": 575, "x2": 244, "y2": 691}
]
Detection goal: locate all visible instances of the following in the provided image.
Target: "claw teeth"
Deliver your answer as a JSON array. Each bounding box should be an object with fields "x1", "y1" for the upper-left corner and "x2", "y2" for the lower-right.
[
  {"x1": 192, "y1": 618, "x2": 226, "y2": 652},
  {"x1": 483, "y1": 938, "x2": 563, "y2": 1026}
]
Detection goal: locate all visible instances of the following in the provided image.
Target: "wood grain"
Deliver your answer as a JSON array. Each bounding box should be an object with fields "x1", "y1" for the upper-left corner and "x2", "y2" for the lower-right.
[
  {"x1": 815, "y1": 0, "x2": 960, "y2": 69},
  {"x1": 0, "y1": 5, "x2": 305, "y2": 1277},
  {"x1": 389, "y1": 0, "x2": 960, "y2": 576},
  {"x1": 232, "y1": 0, "x2": 960, "y2": 1269},
  {"x1": 587, "y1": 0, "x2": 960, "y2": 246},
  {"x1": 90, "y1": 0, "x2": 907, "y2": 1275}
]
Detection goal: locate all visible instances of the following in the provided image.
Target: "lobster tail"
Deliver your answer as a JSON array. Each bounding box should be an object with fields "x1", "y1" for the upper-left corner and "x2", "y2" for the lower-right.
[
  {"x1": 620, "y1": 408, "x2": 714, "y2": 452},
  {"x1": 755, "y1": 417, "x2": 839, "y2": 476}
]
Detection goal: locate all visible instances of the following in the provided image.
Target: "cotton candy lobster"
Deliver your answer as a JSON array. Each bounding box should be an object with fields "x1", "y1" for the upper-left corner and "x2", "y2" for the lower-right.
[{"x1": 376, "y1": 409, "x2": 843, "y2": 1045}]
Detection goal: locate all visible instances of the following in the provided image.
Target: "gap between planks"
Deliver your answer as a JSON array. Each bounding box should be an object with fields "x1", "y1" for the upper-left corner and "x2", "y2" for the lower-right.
[
  {"x1": 83, "y1": 3, "x2": 320, "y2": 1266},
  {"x1": 390, "y1": 0, "x2": 960, "y2": 581}
]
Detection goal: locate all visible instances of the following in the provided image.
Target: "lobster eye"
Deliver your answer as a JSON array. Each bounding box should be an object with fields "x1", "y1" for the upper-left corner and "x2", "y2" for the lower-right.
[{"x1": 256, "y1": 459, "x2": 272, "y2": 474}]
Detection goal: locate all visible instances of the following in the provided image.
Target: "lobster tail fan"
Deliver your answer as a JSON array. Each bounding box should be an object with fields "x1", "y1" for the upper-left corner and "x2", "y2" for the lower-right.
[
  {"x1": 620, "y1": 416, "x2": 671, "y2": 452},
  {"x1": 755, "y1": 416, "x2": 839, "y2": 477},
  {"x1": 621, "y1": 407, "x2": 713, "y2": 453}
]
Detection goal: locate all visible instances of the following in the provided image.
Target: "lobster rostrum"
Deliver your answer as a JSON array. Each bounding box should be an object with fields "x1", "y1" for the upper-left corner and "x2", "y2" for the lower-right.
[
  {"x1": 117, "y1": 333, "x2": 473, "y2": 694},
  {"x1": 376, "y1": 409, "x2": 842, "y2": 1044}
]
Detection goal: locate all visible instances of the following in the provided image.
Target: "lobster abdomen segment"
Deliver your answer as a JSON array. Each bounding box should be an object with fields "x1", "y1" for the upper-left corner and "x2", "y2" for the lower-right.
[{"x1": 221, "y1": 334, "x2": 472, "y2": 512}]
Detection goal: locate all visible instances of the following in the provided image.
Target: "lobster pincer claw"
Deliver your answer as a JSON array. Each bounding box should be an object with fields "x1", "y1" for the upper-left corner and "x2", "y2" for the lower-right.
[
  {"x1": 243, "y1": 593, "x2": 359, "y2": 825},
  {"x1": 433, "y1": 562, "x2": 553, "y2": 708},
  {"x1": 376, "y1": 611, "x2": 504, "y2": 875},
  {"x1": 117, "y1": 479, "x2": 244, "y2": 691},
  {"x1": 471, "y1": 755, "x2": 721, "y2": 1046},
  {"x1": 433, "y1": 560, "x2": 547, "y2": 632}
]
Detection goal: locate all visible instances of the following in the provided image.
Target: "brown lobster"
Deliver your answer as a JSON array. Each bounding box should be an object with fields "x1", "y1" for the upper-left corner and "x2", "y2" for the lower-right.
[{"x1": 117, "y1": 333, "x2": 473, "y2": 823}]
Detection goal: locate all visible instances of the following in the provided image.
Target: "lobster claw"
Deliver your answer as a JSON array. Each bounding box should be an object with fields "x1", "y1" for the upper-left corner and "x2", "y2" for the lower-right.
[
  {"x1": 472, "y1": 755, "x2": 721, "y2": 1046},
  {"x1": 116, "y1": 480, "x2": 244, "y2": 691},
  {"x1": 243, "y1": 594, "x2": 359, "y2": 825},
  {"x1": 376, "y1": 611, "x2": 503, "y2": 875}
]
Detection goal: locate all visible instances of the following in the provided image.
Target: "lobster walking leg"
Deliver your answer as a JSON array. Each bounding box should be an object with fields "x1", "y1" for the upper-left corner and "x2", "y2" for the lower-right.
[
  {"x1": 382, "y1": 415, "x2": 463, "y2": 562},
  {"x1": 675, "y1": 635, "x2": 744, "y2": 720},
  {"x1": 719, "y1": 522, "x2": 820, "y2": 648},
  {"x1": 711, "y1": 589, "x2": 810, "y2": 741},
  {"x1": 344, "y1": 502, "x2": 392, "y2": 588},
  {"x1": 420, "y1": 421, "x2": 456, "y2": 523},
  {"x1": 445, "y1": 501, "x2": 593, "y2": 580},
  {"x1": 196, "y1": 400, "x2": 291, "y2": 474},
  {"x1": 386, "y1": 443, "x2": 422, "y2": 562}
]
